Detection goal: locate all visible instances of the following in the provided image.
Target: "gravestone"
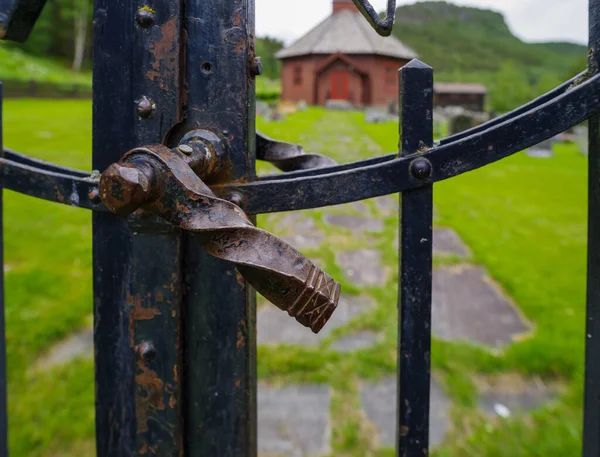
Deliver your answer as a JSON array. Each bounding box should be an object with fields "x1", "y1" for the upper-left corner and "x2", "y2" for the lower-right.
[
  {"x1": 365, "y1": 107, "x2": 388, "y2": 124},
  {"x1": 449, "y1": 113, "x2": 476, "y2": 135},
  {"x1": 526, "y1": 137, "x2": 555, "y2": 158},
  {"x1": 297, "y1": 100, "x2": 308, "y2": 112},
  {"x1": 575, "y1": 125, "x2": 589, "y2": 156},
  {"x1": 256, "y1": 101, "x2": 271, "y2": 118}
]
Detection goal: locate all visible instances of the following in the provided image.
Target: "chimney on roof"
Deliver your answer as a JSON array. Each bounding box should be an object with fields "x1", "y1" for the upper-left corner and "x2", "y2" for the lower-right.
[{"x1": 333, "y1": 0, "x2": 357, "y2": 13}]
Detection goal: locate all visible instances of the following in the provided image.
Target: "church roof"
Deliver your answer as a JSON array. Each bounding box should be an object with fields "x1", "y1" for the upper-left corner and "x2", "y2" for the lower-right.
[{"x1": 275, "y1": 10, "x2": 418, "y2": 60}]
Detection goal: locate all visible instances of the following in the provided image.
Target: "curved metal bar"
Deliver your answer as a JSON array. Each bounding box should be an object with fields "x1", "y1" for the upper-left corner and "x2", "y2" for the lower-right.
[
  {"x1": 440, "y1": 70, "x2": 587, "y2": 145},
  {"x1": 218, "y1": 72, "x2": 600, "y2": 214},
  {"x1": 351, "y1": 0, "x2": 397, "y2": 37},
  {"x1": 3, "y1": 148, "x2": 91, "y2": 177},
  {"x1": 0, "y1": 159, "x2": 105, "y2": 211},
  {"x1": 256, "y1": 131, "x2": 337, "y2": 171}
]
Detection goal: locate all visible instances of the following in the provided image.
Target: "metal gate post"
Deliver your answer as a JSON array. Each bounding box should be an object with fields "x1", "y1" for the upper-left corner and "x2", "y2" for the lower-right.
[
  {"x1": 396, "y1": 61, "x2": 434, "y2": 456},
  {"x1": 92, "y1": 1, "x2": 256, "y2": 456},
  {"x1": 584, "y1": 0, "x2": 600, "y2": 454},
  {"x1": 181, "y1": 2, "x2": 257, "y2": 456},
  {"x1": 93, "y1": 2, "x2": 185, "y2": 455},
  {"x1": 0, "y1": 82, "x2": 7, "y2": 457}
]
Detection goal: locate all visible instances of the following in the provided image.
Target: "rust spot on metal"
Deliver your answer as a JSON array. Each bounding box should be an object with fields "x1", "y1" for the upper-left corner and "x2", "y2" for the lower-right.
[
  {"x1": 236, "y1": 330, "x2": 246, "y2": 349},
  {"x1": 146, "y1": 17, "x2": 179, "y2": 91},
  {"x1": 139, "y1": 441, "x2": 149, "y2": 454},
  {"x1": 129, "y1": 293, "x2": 161, "y2": 346},
  {"x1": 55, "y1": 186, "x2": 65, "y2": 203},
  {"x1": 156, "y1": 291, "x2": 164, "y2": 302},
  {"x1": 135, "y1": 360, "x2": 165, "y2": 433},
  {"x1": 400, "y1": 425, "x2": 410, "y2": 436}
]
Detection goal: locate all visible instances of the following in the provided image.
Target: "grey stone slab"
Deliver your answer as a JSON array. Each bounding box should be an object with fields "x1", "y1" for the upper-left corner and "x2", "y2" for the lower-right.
[
  {"x1": 374, "y1": 196, "x2": 397, "y2": 215},
  {"x1": 323, "y1": 214, "x2": 383, "y2": 232},
  {"x1": 361, "y1": 377, "x2": 449, "y2": 449},
  {"x1": 433, "y1": 228, "x2": 470, "y2": 258},
  {"x1": 278, "y1": 213, "x2": 326, "y2": 250},
  {"x1": 337, "y1": 249, "x2": 386, "y2": 287},
  {"x1": 34, "y1": 327, "x2": 93, "y2": 371},
  {"x1": 433, "y1": 265, "x2": 530, "y2": 348},
  {"x1": 477, "y1": 375, "x2": 558, "y2": 418},
  {"x1": 258, "y1": 384, "x2": 331, "y2": 457},
  {"x1": 330, "y1": 331, "x2": 379, "y2": 352},
  {"x1": 258, "y1": 295, "x2": 373, "y2": 346}
]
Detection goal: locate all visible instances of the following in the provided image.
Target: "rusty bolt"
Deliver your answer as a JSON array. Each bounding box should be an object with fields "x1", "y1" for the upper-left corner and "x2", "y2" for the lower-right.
[
  {"x1": 136, "y1": 96, "x2": 156, "y2": 119},
  {"x1": 227, "y1": 193, "x2": 244, "y2": 208},
  {"x1": 178, "y1": 144, "x2": 194, "y2": 156},
  {"x1": 410, "y1": 158, "x2": 432, "y2": 180},
  {"x1": 250, "y1": 56, "x2": 263, "y2": 77},
  {"x1": 99, "y1": 163, "x2": 153, "y2": 215},
  {"x1": 136, "y1": 7, "x2": 155, "y2": 28},
  {"x1": 137, "y1": 342, "x2": 156, "y2": 361}
]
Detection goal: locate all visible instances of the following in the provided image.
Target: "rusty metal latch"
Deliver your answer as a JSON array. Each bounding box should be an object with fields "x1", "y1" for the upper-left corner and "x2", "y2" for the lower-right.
[{"x1": 98, "y1": 132, "x2": 341, "y2": 333}]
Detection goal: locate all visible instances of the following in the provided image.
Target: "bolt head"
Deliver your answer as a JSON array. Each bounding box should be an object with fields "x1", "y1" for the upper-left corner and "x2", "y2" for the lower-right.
[
  {"x1": 137, "y1": 342, "x2": 156, "y2": 361},
  {"x1": 136, "y1": 8, "x2": 155, "y2": 28},
  {"x1": 99, "y1": 163, "x2": 152, "y2": 215},
  {"x1": 178, "y1": 144, "x2": 194, "y2": 155},
  {"x1": 251, "y1": 56, "x2": 263, "y2": 76},
  {"x1": 227, "y1": 193, "x2": 244, "y2": 208},
  {"x1": 410, "y1": 158, "x2": 432, "y2": 180},
  {"x1": 136, "y1": 96, "x2": 156, "y2": 119}
]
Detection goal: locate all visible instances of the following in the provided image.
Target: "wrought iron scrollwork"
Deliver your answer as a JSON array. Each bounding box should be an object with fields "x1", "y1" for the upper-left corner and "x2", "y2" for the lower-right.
[
  {"x1": 352, "y1": 0, "x2": 397, "y2": 37},
  {"x1": 256, "y1": 131, "x2": 337, "y2": 171}
]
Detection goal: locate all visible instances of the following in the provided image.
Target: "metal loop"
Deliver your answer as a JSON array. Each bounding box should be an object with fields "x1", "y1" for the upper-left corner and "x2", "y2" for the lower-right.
[{"x1": 351, "y1": 0, "x2": 397, "y2": 36}]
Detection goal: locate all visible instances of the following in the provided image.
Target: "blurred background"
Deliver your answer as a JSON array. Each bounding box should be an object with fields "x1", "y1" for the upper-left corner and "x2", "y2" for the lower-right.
[{"x1": 0, "y1": 0, "x2": 590, "y2": 456}]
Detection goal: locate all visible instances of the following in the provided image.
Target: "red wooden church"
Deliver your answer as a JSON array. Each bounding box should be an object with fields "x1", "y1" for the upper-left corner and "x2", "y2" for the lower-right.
[{"x1": 276, "y1": 0, "x2": 418, "y2": 107}]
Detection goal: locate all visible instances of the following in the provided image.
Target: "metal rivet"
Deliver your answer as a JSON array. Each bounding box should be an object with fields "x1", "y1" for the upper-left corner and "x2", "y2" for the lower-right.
[
  {"x1": 227, "y1": 193, "x2": 244, "y2": 208},
  {"x1": 250, "y1": 56, "x2": 263, "y2": 76},
  {"x1": 136, "y1": 7, "x2": 155, "y2": 28},
  {"x1": 178, "y1": 144, "x2": 194, "y2": 155},
  {"x1": 88, "y1": 188, "x2": 101, "y2": 204},
  {"x1": 136, "y1": 96, "x2": 156, "y2": 119},
  {"x1": 410, "y1": 158, "x2": 432, "y2": 180},
  {"x1": 138, "y1": 342, "x2": 156, "y2": 361}
]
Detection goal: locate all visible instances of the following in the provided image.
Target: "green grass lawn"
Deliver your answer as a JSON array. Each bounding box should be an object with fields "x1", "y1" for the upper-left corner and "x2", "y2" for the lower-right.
[{"x1": 1, "y1": 101, "x2": 589, "y2": 456}]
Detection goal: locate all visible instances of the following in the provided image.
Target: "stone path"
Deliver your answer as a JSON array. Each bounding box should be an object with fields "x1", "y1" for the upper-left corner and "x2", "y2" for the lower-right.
[
  {"x1": 361, "y1": 377, "x2": 450, "y2": 448},
  {"x1": 258, "y1": 295, "x2": 375, "y2": 346},
  {"x1": 35, "y1": 201, "x2": 546, "y2": 456},
  {"x1": 258, "y1": 384, "x2": 332, "y2": 457}
]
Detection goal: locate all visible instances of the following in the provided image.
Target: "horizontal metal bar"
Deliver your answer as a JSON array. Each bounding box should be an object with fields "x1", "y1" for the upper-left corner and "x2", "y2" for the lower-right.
[
  {"x1": 220, "y1": 71, "x2": 600, "y2": 214},
  {"x1": 3, "y1": 148, "x2": 91, "y2": 177},
  {"x1": 0, "y1": 159, "x2": 105, "y2": 211}
]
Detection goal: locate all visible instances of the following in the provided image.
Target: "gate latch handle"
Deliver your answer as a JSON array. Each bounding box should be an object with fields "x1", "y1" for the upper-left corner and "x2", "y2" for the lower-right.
[{"x1": 98, "y1": 135, "x2": 340, "y2": 333}]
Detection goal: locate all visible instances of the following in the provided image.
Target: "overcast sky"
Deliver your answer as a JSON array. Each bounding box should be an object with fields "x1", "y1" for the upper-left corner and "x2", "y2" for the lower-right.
[{"x1": 256, "y1": 0, "x2": 588, "y2": 45}]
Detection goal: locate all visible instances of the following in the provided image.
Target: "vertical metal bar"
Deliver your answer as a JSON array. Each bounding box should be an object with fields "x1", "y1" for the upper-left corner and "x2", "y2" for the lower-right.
[
  {"x1": 93, "y1": 2, "x2": 184, "y2": 456},
  {"x1": 584, "y1": 1, "x2": 600, "y2": 455},
  {"x1": 0, "y1": 82, "x2": 8, "y2": 457},
  {"x1": 396, "y1": 59, "x2": 434, "y2": 457},
  {"x1": 182, "y1": 1, "x2": 257, "y2": 456}
]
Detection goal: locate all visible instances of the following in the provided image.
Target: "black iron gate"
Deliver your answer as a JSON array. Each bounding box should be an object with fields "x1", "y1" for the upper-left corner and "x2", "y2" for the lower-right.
[{"x1": 0, "y1": 0, "x2": 599, "y2": 456}]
